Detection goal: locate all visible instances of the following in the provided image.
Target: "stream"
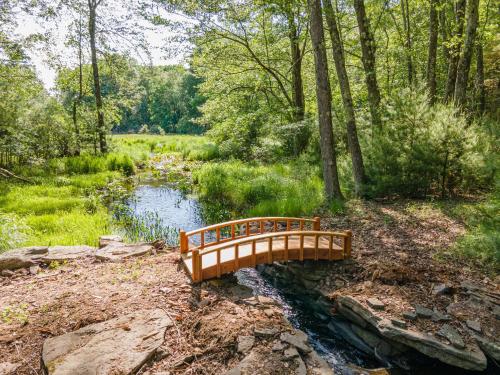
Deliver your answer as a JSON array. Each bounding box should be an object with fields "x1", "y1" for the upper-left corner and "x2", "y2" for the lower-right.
[{"x1": 126, "y1": 181, "x2": 380, "y2": 374}]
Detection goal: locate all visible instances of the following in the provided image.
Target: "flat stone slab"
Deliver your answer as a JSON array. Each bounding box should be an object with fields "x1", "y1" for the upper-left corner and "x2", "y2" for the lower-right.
[
  {"x1": 95, "y1": 243, "x2": 154, "y2": 262},
  {"x1": 0, "y1": 246, "x2": 48, "y2": 271},
  {"x1": 438, "y1": 324, "x2": 465, "y2": 349},
  {"x1": 280, "y1": 330, "x2": 311, "y2": 354},
  {"x1": 367, "y1": 298, "x2": 385, "y2": 310},
  {"x1": 99, "y1": 235, "x2": 123, "y2": 248},
  {"x1": 41, "y1": 246, "x2": 96, "y2": 263},
  {"x1": 237, "y1": 335, "x2": 255, "y2": 354},
  {"x1": 42, "y1": 309, "x2": 172, "y2": 375}
]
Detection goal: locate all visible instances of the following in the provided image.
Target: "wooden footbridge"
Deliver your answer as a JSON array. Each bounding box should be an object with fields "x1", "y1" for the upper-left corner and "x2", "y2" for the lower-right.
[{"x1": 180, "y1": 217, "x2": 352, "y2": 282}]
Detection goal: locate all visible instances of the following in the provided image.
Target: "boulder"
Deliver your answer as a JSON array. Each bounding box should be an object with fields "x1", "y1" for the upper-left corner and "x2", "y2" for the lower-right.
[
  {"x1": 305, "y1": 350, "x2": 334, "y2": 375},
  {"x1": 41, "y1": 309, "x2": 172, "y2": 375},
  {"x1": 0, "y1": 246, "x2": 48, "y2": 271},
  {"x1": 237, "y1": 335, "x2": 255, "y2": 354},
  {"x1": 95, "y1": 243, "x2": 154, "y2": 262},
  {"x1": 99, "y1": 235, "x2": 123, "y2": 248},
  {"x1": 475, "y1": 335, "x2": 500, "y2": 361},
  {"x1": 254, "y1": 327, "x2": 279, "y2": 338},
  {"x1": 280, "y1": 330, "x2": 311, "y2": 354},
  {"x1": 41, "y1": 246, "x2": 96, "y2": 263},
  {"x1": 437, "y1": 324, "x2": 465, "y2": 349},
  {"x1": 367, "y1": 298, "x2": 385, "y2": 311},
  {"x1": 433, "y1": 283, "x2": 452, "y2": 296}
]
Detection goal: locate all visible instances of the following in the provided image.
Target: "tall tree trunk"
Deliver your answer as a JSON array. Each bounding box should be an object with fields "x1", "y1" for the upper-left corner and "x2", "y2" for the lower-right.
[
  {"x1": 401, "y1": 0, "x2": 414, "y2": 86},
  {"x1": 427, "y1": 0, "x2": 439, "y2": 104},
  {"x1": 88, "y1": 0, "x2": 107, "y2": 154},
  {"x1": 353, "y1": 0, "x2": 381, "y2": 128},
  {"x1": 307, "y1": 0, "x2": 343, "y2": 201},
  {"x1": 444, "y1": 0, "x2": 466, "y2": 102},
  {"x1": 475, "y1": 41, "x2": 485, "y2": 114},
  {"x1": 324, "y1": 0, "x2": 366, "y2": 196},
  {"x1": 286, "y1": 8, "x2": 305, "y2": 122},
  {"x1": 73, "y1": 16, "x2": 83, "y2": 157},
  {"x1": 454, "y1": 0, "x2": 480, "y2": 108}
]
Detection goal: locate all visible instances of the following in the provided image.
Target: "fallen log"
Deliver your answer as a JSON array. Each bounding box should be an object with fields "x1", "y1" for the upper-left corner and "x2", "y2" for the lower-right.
[{"x1": 0, "y1": 167, "x2": 33, "y2": 184}]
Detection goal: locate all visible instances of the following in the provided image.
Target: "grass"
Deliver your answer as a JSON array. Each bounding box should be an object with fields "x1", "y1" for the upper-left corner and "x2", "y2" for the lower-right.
[{"x1": 193, "y1": 160, "x2": 325, "y2": 218}]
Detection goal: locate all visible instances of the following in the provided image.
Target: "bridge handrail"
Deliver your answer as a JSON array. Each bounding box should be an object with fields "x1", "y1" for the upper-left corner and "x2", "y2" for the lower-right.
[
  {"x1": 180, "y1": 216, "x2": 321, "y2": 254},
  {"x1": 188, "y1": 229, "x2": 352, "y2": 282}
]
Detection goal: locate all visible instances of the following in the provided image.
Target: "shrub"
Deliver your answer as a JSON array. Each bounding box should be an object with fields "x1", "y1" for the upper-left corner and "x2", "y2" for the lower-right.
[{"x1": 364, "y1": 89, "x2": 488, "y2": 197}]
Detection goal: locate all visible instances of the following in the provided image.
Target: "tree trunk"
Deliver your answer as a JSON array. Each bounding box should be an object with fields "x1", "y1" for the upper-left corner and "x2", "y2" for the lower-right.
[
  {"x1": 307, "y1": 0, "x2": 343, "y2": 201},
  {"x1": 475, "y1": 41, "x2": 485, "y2": 114},
  {"x1": 353, "y1": 0, "x2": 381, "y2": 128},
  {"x1": 324, "y1": 0, "x2": 366, "y2": 196},
  {"x1": 444, "y1": 0, "x2": 466, "y2": 103},
  {"x1": 88, "y1": 0, "x2": 107, "y2": 154},
  {"x1": 454, "y1": 0, "x2": 480, "y2": 108},
  {"x1": 287, "y1": 8, "x2": 305, "y2": 123},
  {"x1": 427, "y1": 0, "x2": 439, "y2": 104},
  {"x1": 400, "y1": 0, "x2": 414, "y2": 86}
]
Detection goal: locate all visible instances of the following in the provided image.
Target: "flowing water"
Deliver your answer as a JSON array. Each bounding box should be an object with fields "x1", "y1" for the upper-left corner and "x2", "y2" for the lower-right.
[{"x1": 126, "y1": 181, "x2": 379, "y2": 374}]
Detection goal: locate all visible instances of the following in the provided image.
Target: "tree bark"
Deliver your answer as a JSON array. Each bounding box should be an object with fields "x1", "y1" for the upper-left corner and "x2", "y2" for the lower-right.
[
  {"x1": 286, "y1": 7, "x2": 305, "y2": 123},
  {"x1": 400, "y1": 0, "x2": 414, "y2": 86},
  {"x1": 454, "y1": 0, "x2": 480, "y2": 108},
  {"x1": 444, "y1": 0, "x2": 466, "y2": 103},
  {"x1": 324, "y1": 0, "x2": 366, "y2": 196},
  {"x1": 475, "y1": 41, "x2": 485, "y2": 114},
  {"x1": 307, "y1": 0, "x2": 343, "y2": 201},
  {"x1": 353, "y1": 0, "x2": 381, "y2": 128},
  {"x1": 88, "y1": 0, "x2": 107, "y2": 154},
  {"x1": 427, "y1": 0, "x2": 439, "y2": 104},
  {"x1": 73, "y1": 16, "x2": 83, "y2": 157}
]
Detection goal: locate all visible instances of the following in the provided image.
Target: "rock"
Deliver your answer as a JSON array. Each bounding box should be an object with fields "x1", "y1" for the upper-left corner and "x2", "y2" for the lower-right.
[
  {"x1": 466, "y1": 320, "x2": 481, "y2": 333},
  {"x1": 0, "y1": 362, "x2": 20, "y2": 374},
  {"x1": 377, "y1": 319, "x2": 486, "y2": 371},
  {"x1": 433, "y1": 283, "x2": 452, "y2": 296},
  {"x1": 264, "y1": 309, "x2": 274, "y2": 317},
  {"x1": 29, "y1": 265, "x2": 40, "y2": 275},
  {"x1": 402, "y1": 310, "x2": 417, "y2": 321},
  {"x1": 95, "y1": 243, "x2": 154, "y2": 262},
  {"x1": 293, "y1": 356, "x2": 307, "y2": 375},
  {"x1": 305, "y1": 350, "x2": 334, "y2": 375},
  {"x1": 437, "y1": 324, "x2": 465, "y2": 349},
  {"x1": 346, "y1": 364, "x2": 390, "y2": 375},
  {"x1": 0, "y1": 246, "x2": 48, "y2": 271},
  {"x1": 432, "y1": 309, "x2": 452, "y2": 322},
  {"x1": 280, "y1": 330, "x2": 312, "y2": 354},
  {"x1": 254, "y1": 327, "x2": 279, "y2": 338},
  {"x1": 237, "y1": 335, "x2": 255, "y2": 354},
  {"x1": 0, "y1": 270, "x2": 15, "y2": 277},
  {"x1": 475, "y1": 335, "x2": 500, "y2": 361},
  {"x1": 272, "y1": 341, "x2": 287, "y2": 351},
  {"x1": 42, "y1": 245, "x2": 96, "y2": 263},
  {"x1": 391, "y1": 319, "x2": 407, "y2": 329},
  {"x1": 284, "y1": 347, "x2": 299, "y2": 360},
  {"x1": 336, "y1": 296, "x2": 382, "y2": 328},
  {"x1": 415, "y1": 305, "x2": 434, "y2": 319},
  {"x1": 41, "y1": 308, "x2": 172, "y2": 374},
  {"x1": 327, "y1": 319, "x2": 374, "y2": 355},
  {"x1": 367, "y1": 298, "x2": 385, "y2": 310},
  {"x1": 99, "y1": 235, "x2": 123, "y2": 248},
  {"x1": 256, "y1": 295, "x2": 277, "y2": 305}
]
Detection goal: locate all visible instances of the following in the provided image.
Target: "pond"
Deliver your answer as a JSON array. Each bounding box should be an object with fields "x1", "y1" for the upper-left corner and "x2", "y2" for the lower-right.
[{"x1": 126, "y1": 181, "x2": 379, "y2": 374}]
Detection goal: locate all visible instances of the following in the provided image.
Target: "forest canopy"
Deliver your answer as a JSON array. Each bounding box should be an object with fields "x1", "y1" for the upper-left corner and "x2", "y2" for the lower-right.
[{"x1": 0, "y1": 0, "x2": 498, "y2": 199}]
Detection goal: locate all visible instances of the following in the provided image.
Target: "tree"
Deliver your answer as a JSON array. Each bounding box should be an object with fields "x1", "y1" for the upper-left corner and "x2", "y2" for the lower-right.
[
  {"x1": 324, "y1": 0, "x2": 366, "y2": 196},
  {"x1": 400, "y1": 0, "x2": 414, "y2": 86},
  {"x1": 444, "y1": 0, "x2": 466, "y2": 103},
  {"x1": 426, "y1": 0, "x2": 438, "y2": 104},
  {"x1": 454, "y1": 0, "x2": 480, "y2": 108},
  {"x1": 353, "y1": 0, "x2": 381, "y2": 128},
  {"x1": 307, "y1": 0, "x2": 343, "y2": 201}
]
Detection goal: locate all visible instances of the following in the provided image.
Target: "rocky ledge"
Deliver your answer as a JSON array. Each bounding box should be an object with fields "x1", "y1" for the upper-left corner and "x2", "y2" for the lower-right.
[
  {"x1": 0, "y1": 235, "x2": 169, "y2": 277},
  {"x1": 261, "y1": 261, "x2": 499, "y2": 372}
]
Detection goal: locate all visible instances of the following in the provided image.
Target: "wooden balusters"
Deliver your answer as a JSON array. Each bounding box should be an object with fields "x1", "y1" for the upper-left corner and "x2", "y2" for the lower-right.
[
  {"x1": 314, "y1": 217, "x2": 321, "y2": 230},
  {"x1": 299, "y1": 234, "x2": 304, "y2": 261},
  {"x1": 328, "y1": 235, "x2": 333, "y2": 260},
  {"x1": 299, "y1": 220, "x2": 304, "y2": 230},
  {"x1": 259, "y1": 220, "x2": 264, "y2": 233},
  {"x1": 216, "y1": 227, "x2": 220, "y2": 243},
  {"x1": 234, "y1": 244, "x2": 239, "y2": 270},
  {"x1": 216, "y1": 250, "x2": 221, "y2": 278},
  {"x1": 286, "y1": 220, "x2": 291, "y2": 231},
  {"x1": 284, "y1": 234, "x2": 289, "y2": 261},
  {"x1": 273, "y1": 220, "x2": 277, "y2": 232},
  {"x1": 200, "y1": 231, "x2": 205, "y2": 249},
  {"x1": 231, "y1": 224, "x2": 235, "y2": 239},
  {"x1": 246, "y1": 223, "x2": 250, "y2": 236}
]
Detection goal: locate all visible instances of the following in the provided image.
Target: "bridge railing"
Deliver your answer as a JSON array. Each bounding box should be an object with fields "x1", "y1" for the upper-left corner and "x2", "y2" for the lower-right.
[
  {"x1": 188, "y1": 230, "x2": 352, "y2": 282},
  {"x1": 180, "y1": 216, "x2": 321, "y2": 254}
]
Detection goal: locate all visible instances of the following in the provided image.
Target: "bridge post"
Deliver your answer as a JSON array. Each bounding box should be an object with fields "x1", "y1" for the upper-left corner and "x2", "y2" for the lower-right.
[
  {"x1": 313, "y1": 217, "x2": 321, "y2": 230},
  {"x1": 344, "y1": 230, "x2": 352, "y2": 258},
  {"x1": 180, "y1": 230, "x2": 188, "y2": 254},
  {"x1": 192, "y1": 249, "x2": 201, "y2": 282}
]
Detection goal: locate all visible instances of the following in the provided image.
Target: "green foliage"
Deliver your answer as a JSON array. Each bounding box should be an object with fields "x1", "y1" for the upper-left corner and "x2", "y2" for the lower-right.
[
  {"x1": 364, "y1": 89, "x2": 490, "y2": 197},
  {"x1": 194, "y1": 161, "x2": 324, "y2": 217},
  {"x1": 0, "y1": 214, "x2": 30, "y2": 252}
]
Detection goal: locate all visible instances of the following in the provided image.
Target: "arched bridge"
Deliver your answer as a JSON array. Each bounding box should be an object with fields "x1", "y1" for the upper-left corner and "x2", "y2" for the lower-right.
[{"x1": 180, "y1": 217, "x2": 352, "y2": 282}]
